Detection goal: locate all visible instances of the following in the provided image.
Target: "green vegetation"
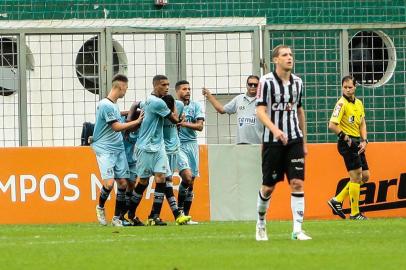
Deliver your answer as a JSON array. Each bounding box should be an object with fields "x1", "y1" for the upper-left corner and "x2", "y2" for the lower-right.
[{"x1": 1, "y1": 219, "x2": 405, "y2": 270}]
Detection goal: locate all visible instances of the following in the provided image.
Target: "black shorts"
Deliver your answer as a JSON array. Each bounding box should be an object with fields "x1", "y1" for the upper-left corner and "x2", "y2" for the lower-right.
[
  {"x1": 261, "y1": 141, "x2": 305, "y2": 186},
  {"x1": 337, "y1": 139, "x2": 369, "y2": 171}
]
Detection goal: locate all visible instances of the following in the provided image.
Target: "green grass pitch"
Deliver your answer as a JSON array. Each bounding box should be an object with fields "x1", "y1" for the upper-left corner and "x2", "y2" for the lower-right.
[{"x1": 1, "y1": 218, "x2": 405, "y2": 270}]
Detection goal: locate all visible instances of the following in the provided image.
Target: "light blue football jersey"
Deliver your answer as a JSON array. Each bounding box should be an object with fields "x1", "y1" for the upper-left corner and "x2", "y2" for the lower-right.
[
  {"x1": 136, "y1": 95, "x2": 171, "y2": 152},
  {"x1": 123, "y1": 129, "x2": 139, "y2": 164},
  {"x1": 163, "y1": 100, "x2": 184, "y2": 154},
  {"x1": 178, "y1": 100, "x2": 204, "y2": 143},
  {"x1": 92, "y1": 98, "x2": 124, "y2": 153}
]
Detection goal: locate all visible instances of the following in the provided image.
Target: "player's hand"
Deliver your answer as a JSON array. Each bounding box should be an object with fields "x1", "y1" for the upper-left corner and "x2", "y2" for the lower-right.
[
  {"x1": 177, "y1": 114, "x2": 186, "y2": 127},
  {"x1": 358, "y1": 141, "x2": 367, "y2": 154},
  {"x1": 179, "y1": 113, "x2": 186, "y2": 122},
  {"x1": 303, "y1": 143, "x2": 308, "y2": 156},
  {"x1": 136, "y1": 110, "x2": 144, "y2": 124},
  {"x1": 346, "y1": 137, "x2": 352, "y2": 147},
  {"x1": 202, "y1": 87, "x2": 211, "y2": 97},
  {"x1": 273, "y1": 129, "x2": 288, "y2": 145}
]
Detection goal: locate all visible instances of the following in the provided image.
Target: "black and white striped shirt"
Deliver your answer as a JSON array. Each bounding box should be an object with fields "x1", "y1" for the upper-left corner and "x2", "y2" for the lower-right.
[{"x1": 256, "y1": 71, "x2": 304, "y2": 144}]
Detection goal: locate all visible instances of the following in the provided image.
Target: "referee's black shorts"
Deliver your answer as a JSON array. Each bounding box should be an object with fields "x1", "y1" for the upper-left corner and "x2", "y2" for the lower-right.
[
  {"x1": 337, "y1": 138, "x2": 369, "y2": 171},
  {"x1": 261, "y1": 140, "x2": 305, "y2": 187}
]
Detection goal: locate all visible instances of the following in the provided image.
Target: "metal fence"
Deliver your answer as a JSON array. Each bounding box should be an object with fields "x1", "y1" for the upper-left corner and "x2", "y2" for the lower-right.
[
  {"x1": 264, "y1": 24, "x2": 406, "y2": 143},
  {"x1": 0, "y1": 23, "x2": 405, "y2": 146}
]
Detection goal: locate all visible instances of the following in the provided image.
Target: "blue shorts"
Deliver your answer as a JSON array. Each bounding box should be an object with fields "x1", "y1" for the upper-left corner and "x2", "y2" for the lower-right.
[
  {"x1": 128, "y1": 162, "x2": 137, "y2": 181},
  {"x1": 180, "y1": 142, "x2": 199, "y2": 177},
  {"x1": 167, "y1": 151, "x2": 191, "y2": 177},
  {"x1": 135, "y1": 148, "x2": 169, "y2": 178},
  {"x1": 94, "y1": 150, "x2": 130, "y2": 180},
  {"x1": 127, "y1": 144, "x2": 138, "y2": 181}
]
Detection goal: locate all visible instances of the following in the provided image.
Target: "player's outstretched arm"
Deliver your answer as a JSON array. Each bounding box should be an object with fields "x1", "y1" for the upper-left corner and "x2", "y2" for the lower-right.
[
  {"x1": 202, "y1": 87, "x2": 226, "y2": 114},
  {"x1": 110, "y1": 112, "x2": 144, "y2": 132}
]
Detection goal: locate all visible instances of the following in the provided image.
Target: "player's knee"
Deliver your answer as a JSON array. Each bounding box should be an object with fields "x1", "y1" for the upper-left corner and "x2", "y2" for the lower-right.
[
  {"x1": 290, "y1": 179, "x2": 304, "y2": 192},
  {"x1": 116, "y1": 178, "x2": 128, "y2": 189},
  {"x1": 154, "y1": 173, "x2": 166, "y2": 183},
  {"x1": 105, "y1": 183, "x2": 115, "y2": 190},
  {"x1": 362, "y1": 171, "x2": 370, "y2": 184},
  {"x1": 349, "y1": 168, "x2": 363, "y2": 183},
  {"x1": 139, "y1": 178, "x2": 149, "y2": 186},
  {"x1": 126, "y1": 180, "x2": 135, "y2": 190},
  {"x1": 261, "y1": 185, "x2": 274, "y2": 197},
  {"x1": 180, "y1": 169, "x2": 193, "y2": 185}
]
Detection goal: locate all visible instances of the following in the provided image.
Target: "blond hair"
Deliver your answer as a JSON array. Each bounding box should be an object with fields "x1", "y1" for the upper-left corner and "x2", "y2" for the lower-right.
[{"x1": 272, "y1": 44, "x2": 291, "y2": 59}]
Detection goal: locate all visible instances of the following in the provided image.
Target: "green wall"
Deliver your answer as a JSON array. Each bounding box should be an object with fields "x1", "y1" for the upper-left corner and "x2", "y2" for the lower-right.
[{"x1": 0, "y1": 1, "x2": 405, "y2": 24}]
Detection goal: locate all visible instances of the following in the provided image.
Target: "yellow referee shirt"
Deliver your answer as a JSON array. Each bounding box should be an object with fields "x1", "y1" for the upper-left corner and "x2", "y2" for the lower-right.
[{"x1": 329, "y1": 96, "x2": 365, "y2": 137}]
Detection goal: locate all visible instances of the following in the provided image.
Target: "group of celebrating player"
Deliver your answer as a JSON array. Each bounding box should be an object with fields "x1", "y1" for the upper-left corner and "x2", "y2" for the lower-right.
[{"x1": 92, "y1": 74, "x2": 203, "y2": 227}]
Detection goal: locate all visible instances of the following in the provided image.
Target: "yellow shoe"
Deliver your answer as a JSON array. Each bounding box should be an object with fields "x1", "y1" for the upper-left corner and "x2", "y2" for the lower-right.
[{"x1": 175, "y1": 214, "x2": 191, "y2": 225}]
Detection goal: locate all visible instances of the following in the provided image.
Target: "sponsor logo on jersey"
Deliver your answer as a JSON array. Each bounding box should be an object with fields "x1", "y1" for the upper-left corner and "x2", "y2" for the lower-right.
[
  {"x1": 107, "y1": 111, "x2": 115, "y2": 119},
  {"x1": 238, "y1": 117, "x2": 256, "y2": 127},
  {"x1": 332, "y1": 102, "x2": 343, "y2": 117},
  {"x1": 271, "y1": 102, "x2": 294, "y2": 111}
]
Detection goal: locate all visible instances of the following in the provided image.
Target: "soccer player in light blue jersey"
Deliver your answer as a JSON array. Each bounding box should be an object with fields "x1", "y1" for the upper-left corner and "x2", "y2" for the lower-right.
[
  {"x1": 93, "y1": 74, "x2": 143, "y2": 227},
  {"x1": 176, "y1": 80, "x2": 204, "y2": 222},
  {"x1": 135, "y1": 75, "x2": 190, "y2": 226},
  {"x1": 160, "y1": 94, "x2": 193, "y2": 223},
  {"x1": 121, "y1": 102, "x2": 146, "y2": 226}
]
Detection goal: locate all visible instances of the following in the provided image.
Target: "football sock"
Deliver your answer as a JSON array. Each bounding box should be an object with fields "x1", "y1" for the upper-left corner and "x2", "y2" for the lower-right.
[
  {"x1": 291, "y1": 192, "x2": 305, "y2": 233},
  {"x1": 99, "y1": 186, "x2": 111, "y2": 208},
  {"x1": 335, "y1": 181, "x2": 350, "y2": 203},
  {"x1": 183, "y1": 186, "x2": 194, "y2": 216},
  {"x1": 257, "y1": 191, "x2": 271, "y2": 223},
  {"x1": 123, "y1": 191, "x2": 133, "y2": 218},
  {"x1": 128, "y1": 182, "x2": 148, "y2": 219},
  {"x1": 349, "y1": 182, "x2": 361, "y2": 216},
  {"x1": 150, "y1": 182, "x2": 165, "y2": 218},
  {"x1": 114, "y1": 188, "x2": 126, "y2": 217},
  {"x1": 164, "y1": 179, "x2": 181, "y2": 218},
  {"x1": 177, "y1": 180, "x2": 189, "y2": 210}
]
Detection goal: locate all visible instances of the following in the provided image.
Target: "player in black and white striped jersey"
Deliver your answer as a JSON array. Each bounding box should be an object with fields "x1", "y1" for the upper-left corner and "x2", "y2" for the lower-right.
[
  {"x1": 255, "y1": 45, "x2": 311, "y2": 241},
  {"x1": 259, "y1": 71, "x2": 304, "y2": 143}
]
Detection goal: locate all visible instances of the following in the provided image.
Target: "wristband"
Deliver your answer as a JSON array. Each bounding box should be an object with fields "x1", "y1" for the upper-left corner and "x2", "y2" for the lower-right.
[{"x1": 362, "y1": 139, "x2": 369, "y2": 144}]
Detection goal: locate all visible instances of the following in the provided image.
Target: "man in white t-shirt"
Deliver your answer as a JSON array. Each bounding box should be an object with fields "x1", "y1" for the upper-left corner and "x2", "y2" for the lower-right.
[{"x1": 202, "y1": 75, "x2": 263, "y2": 144}]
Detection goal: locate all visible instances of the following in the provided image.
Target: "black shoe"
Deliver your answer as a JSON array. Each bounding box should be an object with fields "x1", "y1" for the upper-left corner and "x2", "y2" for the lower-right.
[
  {"x1": 121, "y1": 217, "x2": 133, "y2": 227},
  {"x1": 147, "y1": 216, "x2": 167, "y2": 226},
  {"x1": 327, "y1": 198, "x2": 346, "y2": 219},
  {"x1": 132, "y1": 217, "x2": 145, "y2": 226},
  {"x1": 350, "y1": 213, "x2": 367, "y2": 220}
]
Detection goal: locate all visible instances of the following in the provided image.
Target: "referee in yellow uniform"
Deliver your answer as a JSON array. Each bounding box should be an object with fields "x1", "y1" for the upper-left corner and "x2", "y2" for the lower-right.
[{"x1": 327, "y1": 75, "x2": 370, "y2": 220}]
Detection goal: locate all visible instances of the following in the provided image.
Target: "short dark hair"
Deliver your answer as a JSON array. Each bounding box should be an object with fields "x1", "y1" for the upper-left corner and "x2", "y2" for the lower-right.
[
  {"x1": 246, "y1": 75, "x2": 259, "y2": 84},
  {"x1": 175, "y1": 80, "x2": 190, "y2": 90},
  {"x1": 161, "y1": 94, "x2": 175, "y2": 111},
  {"x1": 153, "y1": 75, "x2": 168, "y2": 85},
  {"x1": 341, "y1": 75, "x2": 357, "y2": 86},
  {"x1": 112, "y1": 74, "x2": 128, "y2": 83}
]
